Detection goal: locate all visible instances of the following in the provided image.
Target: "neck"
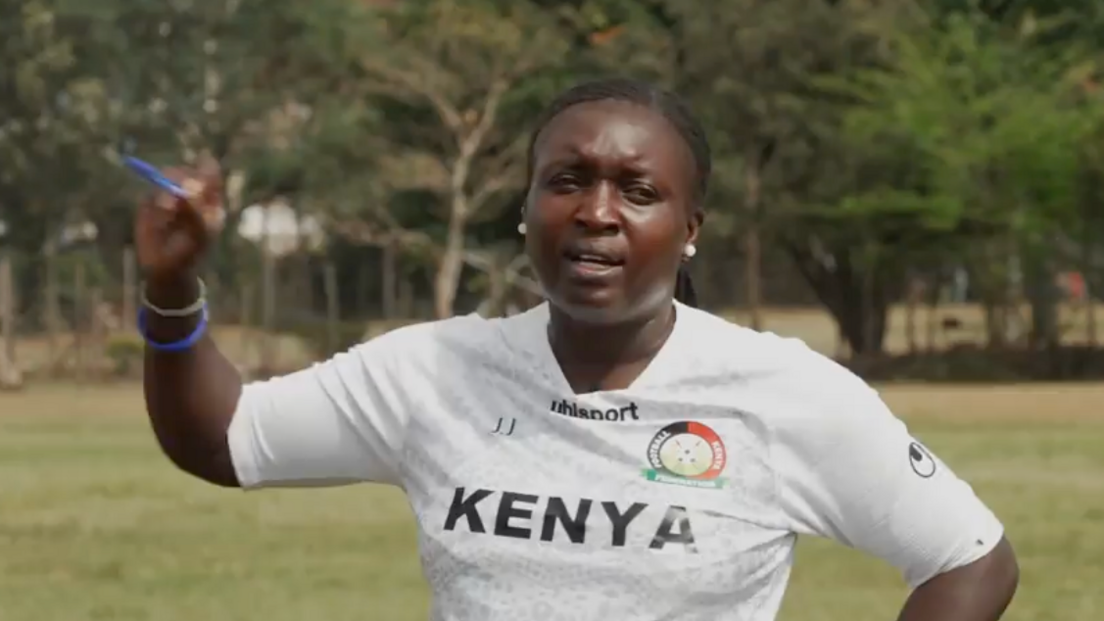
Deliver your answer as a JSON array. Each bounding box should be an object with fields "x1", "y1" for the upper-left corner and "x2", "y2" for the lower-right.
[{"x1": 547, "y1": 302, "x2": 677, "y2": 390}]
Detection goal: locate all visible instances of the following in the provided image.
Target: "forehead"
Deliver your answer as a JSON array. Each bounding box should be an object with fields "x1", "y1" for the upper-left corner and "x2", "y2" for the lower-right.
[{"x1": 534, "y1": 100, "x2": 694, "y2": 177}]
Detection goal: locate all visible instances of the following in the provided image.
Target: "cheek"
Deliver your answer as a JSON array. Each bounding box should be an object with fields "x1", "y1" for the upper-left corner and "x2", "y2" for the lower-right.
[
  {"x1": 524, "y1": 196, "x2": 569, "y2": 260},
  {"x1": 624, "y1": 209, "x2": 685, "y2": 262},
  {"x1": 526, "y1": 191, "x2": 554, "y2": 223},
  {"x1": 526, "y1": 195, "x2": 573, "y2": 238}
]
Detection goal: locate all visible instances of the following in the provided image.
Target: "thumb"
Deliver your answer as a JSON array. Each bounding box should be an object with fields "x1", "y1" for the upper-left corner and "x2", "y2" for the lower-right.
[
  {"x1": 161, "y1": 179, "x2": 219, "y2": 270},
  {"x1": 186, "y1": 158, "x2": 226, "y2": 233}
]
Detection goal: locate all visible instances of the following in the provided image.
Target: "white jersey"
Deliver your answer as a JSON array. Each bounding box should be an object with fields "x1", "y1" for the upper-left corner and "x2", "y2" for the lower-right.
[{"x1": 228, "y1": 302, "x2": 1003, "y2": 621}]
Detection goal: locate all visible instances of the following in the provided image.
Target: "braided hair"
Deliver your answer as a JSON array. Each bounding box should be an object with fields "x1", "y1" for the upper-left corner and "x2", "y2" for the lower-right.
[{"x1": 525, "y1": 78, "x2": 710, "y2": 308}]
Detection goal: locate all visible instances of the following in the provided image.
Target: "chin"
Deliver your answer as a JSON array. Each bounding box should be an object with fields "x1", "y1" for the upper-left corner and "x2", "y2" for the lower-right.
[
  {"x1": 549, "y1": 286, "x2": 669, "y2": 327},
  {"x1": 547, "y1": 288, "x2": 628, "y2": 325}
]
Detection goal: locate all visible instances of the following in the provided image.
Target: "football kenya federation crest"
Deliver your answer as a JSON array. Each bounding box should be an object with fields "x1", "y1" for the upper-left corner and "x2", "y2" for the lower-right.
[{"x1": 642, "y1": 421, "x2": 727, "y2": 489}]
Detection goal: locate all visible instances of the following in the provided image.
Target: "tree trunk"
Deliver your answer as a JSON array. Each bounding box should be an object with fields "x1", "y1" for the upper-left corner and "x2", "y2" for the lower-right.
[
  {"x1": 1088, "y1": 281, "x2": 1097, "y2": 347},
  {"x1": 743, "y1": 156, "x2": 763, "y2": 330},
  {"x1": 260, "y1": 239, "x2": 278, "y2": 372},
  {"x1": 43, "y1": 240, "x2": 61, "y2": 369},
  {"x1": 0, "y1": 253, "x2": 20, "y2": 389},
  {"x1": 477, "y1": 257, "x2": 510, "y2": 318},
  {"x1": 324, "y1": 262, "x2": 339, "y2": 354},
  {"x1": 74, "y1": 262, "x2": 86, "y2": 382},
  {"x1": 783, "y1": 240, "x2": 893, "y2": 355},
  {"x1": 974, "y1": 265, "x2": 1008, "y2": 350},
  {"x1": 399, "y1": 273, "x2": 414, "y2": 318},
  {"x1": 1083, "y1": 230, "x2": 1096, "y2": 347},
  {"x1": 434, "y1": 207, "x2": 467, "y2": 319},
  {"x1": 925, "y1": 279, "x2": 940, "y2": 354},
  {"x1": 983, "y1": 301, "x2": 1007, "y2": 349},
  {"x1": 1025, "y1": 250, "x2": 1059, "y2": 350},
  {"x1": 905, "y1": 276, "x2": 921, "y2": 355},
  {"x1": 382, "y1": 239, "x2": 397, "y2": 319},
  {"x1": 836, "y1": 294, "x2": 889, "y2": 356},
  {"x1": 122, "y1": 246, "x2": 137, "y2": 329}
]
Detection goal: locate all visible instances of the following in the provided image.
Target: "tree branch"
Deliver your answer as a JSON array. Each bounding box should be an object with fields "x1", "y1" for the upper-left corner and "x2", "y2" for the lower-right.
[
  {"x1": 450, "y1": 76, "x2": 509, "y2": 219},
  {"x1": 325, "y1": 214, "x2": 542, "y2": 296},
  {"x1": 468, "y1": 132, "x2": 529, "y2": 213},
  {"x1": 358, "y1": 57, "x2": 463, "y2": 133}
]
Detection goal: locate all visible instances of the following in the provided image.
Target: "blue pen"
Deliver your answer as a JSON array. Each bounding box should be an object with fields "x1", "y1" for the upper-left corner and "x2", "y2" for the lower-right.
[{"x1": 122, "y1": 156, "x2": 188, "y2": 198}]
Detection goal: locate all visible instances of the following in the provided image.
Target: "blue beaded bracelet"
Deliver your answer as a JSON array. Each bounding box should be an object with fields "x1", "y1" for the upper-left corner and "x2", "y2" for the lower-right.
[{"x1": 137, "y1": 306, "x2": 210, "y2": 352}]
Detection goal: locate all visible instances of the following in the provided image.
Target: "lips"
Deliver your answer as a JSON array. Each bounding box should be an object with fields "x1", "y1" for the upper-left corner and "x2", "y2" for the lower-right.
[
  {"x1": 562, "y1": 243, "x2": 625, "y2": 280},
  {"x1": 563, "y1": 244, "x2": 624, "y2": 266}
]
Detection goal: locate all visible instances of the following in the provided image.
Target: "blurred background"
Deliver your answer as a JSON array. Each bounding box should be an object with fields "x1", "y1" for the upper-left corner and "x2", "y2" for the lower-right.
[{"x1": 1, "y1": 0, "x2": 1103, "y2": 620}]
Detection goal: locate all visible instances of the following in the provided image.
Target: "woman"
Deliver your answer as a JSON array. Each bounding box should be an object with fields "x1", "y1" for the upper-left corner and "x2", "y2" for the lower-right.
[{"x1": 137, "y1": 78, "x2": 1018, "y2": 620}]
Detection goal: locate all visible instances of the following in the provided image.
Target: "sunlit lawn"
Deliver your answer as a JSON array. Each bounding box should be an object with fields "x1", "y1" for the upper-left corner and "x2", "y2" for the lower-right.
[{"x1": 1, "y1": 383, "x2": 1103, "y2": 621}]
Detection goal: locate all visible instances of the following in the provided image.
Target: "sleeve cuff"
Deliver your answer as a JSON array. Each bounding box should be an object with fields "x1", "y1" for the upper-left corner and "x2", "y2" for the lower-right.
[
  {"x1": 226, "y1": 397, "x2": 262, "y2": 490},
  {"x1": 909, "y1": 515, "x2": 1006, "y2": 589}
]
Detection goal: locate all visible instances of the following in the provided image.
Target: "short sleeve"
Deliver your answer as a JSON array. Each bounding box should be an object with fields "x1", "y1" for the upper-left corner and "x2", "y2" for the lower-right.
[
  {"x1": 227, "y1": 327, "x2": 418, "y2": 490},
  {"x1": 771, "y1": 364, "x2": 1004, "y2": 588}
]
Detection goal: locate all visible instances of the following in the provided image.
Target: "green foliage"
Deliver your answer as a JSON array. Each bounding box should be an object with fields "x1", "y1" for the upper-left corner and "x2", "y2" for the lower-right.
[
  {"x1": 835, "y1": 10, "x2": 1100, "y2": 237},
  {"x1": 5, "y1": 0, "x2": 1104, "y2": 356}
]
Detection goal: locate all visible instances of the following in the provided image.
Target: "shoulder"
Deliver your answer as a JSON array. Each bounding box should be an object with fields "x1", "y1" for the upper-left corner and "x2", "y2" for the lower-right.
[
  {"x1": 676, "y1": 305, "x2": 884, "y2": 423},
  {"x1": 676, "y1": 305, "x2": 857, "y2": 384},
  {"x1": 346, "y1": 305, "x2": 543, "y2": 366},
  {"x1": 361, "y1": 312, "x2": 496, "y2": 349},
  {"x1": 736, "y1": 330, "x2": 897, "y2": 449}
]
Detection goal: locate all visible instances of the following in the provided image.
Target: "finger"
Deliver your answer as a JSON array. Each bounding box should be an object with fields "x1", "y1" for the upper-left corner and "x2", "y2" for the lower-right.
[
  {"x1": 191, "y1": 158, "x2": 226, "y2": 233},
  {"x1": 135, "y1": 203, "x2": 183, "y2": 273},
  {"x1": 159, "y1": 226, "x2": 203, "y2": 272},
  {"x1": 166, "y1": 161, "x2": 221, "y2": 201},
  {"x1": 195, "y1": 153, "x2": 222, "y2": 189},
  {"x1": 136, "y1": 196, "x2": 178, "y2": 238},
  {"x1": 173, "y1": 193, "x2": 223, "y2": 249},
  {"x1": 160, "y1": 166, "x2": 208, "y2": 204},
  {"x1": 156, "y1": 199, "x2": 207, "y2": 272},
  {"x1": 143, "y1": 167, "x2": 193, "y2": 210},
  {"x1": 162, "y1": 166, "x2": 191, "y2": 185},
  {"x1": 162, "y1": 163, "x2": 225, "y2": 236},
  {"x1": 164, "y1": 163, "x2": 220, "y2": 211}
]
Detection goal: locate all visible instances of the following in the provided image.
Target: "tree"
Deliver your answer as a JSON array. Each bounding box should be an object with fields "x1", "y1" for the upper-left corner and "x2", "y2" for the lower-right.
[
  {"x1": 633, "y1": 0, "x2": 919, "y2": 351},
  {"x1": 662, "y1": 0, "x2": 843, "y2": 329},
  {"x1": 67, "y1": 0, "x2": 347, "y2": 295},
  {"x1": 837, "y1": 9, "x2": 1098, "y2": 349},
  {"x1": 332, "y1": 0, "x2": 571, "y2": 318}
]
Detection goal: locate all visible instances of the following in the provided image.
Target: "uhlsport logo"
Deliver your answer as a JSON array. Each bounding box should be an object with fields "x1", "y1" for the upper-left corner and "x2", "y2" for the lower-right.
[{"x1": 643, "y1": 421, "x2": 727, "y2": 489}]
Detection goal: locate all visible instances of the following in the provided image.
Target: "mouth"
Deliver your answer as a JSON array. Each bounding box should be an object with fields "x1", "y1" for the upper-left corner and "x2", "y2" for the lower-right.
[{"x1": 562, "y1": 246, "x2": 625, "y2": 278}]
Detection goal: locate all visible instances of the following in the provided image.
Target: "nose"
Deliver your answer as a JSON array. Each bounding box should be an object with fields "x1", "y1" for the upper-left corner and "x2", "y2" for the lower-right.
[{"x1": 574, "y1": 181, "x2": 619, "y2": 233}]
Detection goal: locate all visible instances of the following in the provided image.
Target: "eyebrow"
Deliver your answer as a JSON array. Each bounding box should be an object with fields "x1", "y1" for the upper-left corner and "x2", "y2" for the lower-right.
[{"x1": 538, "y1": 144, "x2": 652, "y2": 171}]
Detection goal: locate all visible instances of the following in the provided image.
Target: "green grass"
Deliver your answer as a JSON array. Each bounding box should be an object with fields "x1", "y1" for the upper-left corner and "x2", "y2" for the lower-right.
[{"x1": 2, "y1": 383, "x2": 1103, "y2": 620}]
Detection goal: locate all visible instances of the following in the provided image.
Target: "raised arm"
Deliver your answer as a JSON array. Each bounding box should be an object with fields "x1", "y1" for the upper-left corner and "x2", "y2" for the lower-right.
[
  {"x1": 136, "y1": 160, "x2": 242, "y2": 486},
  {"x1": 136, "y1": 161, "x2": 413, "y2": 490},
  {"x1": 143, "y1": 275, "x2": 243, "y2": 486}
]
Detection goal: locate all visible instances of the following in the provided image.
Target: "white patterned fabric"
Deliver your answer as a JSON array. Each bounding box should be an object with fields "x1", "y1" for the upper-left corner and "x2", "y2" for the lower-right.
[{"x1": 228, "y1": 302, "x2": 1003, "y2": 620}]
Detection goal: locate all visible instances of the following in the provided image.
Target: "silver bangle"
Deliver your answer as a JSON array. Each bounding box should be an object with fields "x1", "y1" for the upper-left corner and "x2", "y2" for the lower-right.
[{"x1": 141, "y1": 277, "x2": 208, "y2": 317}]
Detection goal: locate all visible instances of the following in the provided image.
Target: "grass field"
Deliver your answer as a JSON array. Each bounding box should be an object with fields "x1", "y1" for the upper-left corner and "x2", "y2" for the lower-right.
[
  {"x1": 2, "y1": 383, "x2": 1103, "y2": 620},
  {"x1": 11, "y1": 301, "x2": 1104, "y2": 374}
]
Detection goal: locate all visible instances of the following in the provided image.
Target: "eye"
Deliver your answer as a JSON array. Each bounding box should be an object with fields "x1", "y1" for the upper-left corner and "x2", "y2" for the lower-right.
[
  {"x1": 546, "y1": 172, "x2": 583, "y2": 192},
  {"x1": 623, "y1": 184, "x2": 660, "y2": 204}
]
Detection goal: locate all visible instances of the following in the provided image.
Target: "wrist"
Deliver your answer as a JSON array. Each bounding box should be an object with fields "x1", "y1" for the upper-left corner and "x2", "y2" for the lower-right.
[
  {"x1": 139, "y1": 273, "x2": 208, "y2": 346},
  {"x1": 138, "y1": 305, "x2": 209, "y2": 352},
  {"x1": 143, "y1": 271, "x2": 201, "y2": 310}
]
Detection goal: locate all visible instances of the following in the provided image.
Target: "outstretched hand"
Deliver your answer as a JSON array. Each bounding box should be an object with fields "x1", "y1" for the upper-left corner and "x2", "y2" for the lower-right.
[{"x1": 134, "y1": 157, "x2": 225, "y2": 283}]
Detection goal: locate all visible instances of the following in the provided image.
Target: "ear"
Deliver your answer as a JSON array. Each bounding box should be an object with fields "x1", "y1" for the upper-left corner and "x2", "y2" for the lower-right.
[
  {"x1": 686, "y1": 209, "x2": 703, "y2": 246},
  {"x1": 521, "y1": 185, "x2": 534, "y2": 219}
]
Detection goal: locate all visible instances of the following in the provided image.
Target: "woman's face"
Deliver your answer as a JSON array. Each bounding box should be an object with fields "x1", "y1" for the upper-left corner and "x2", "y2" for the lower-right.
[{"x1": 525, "y1": 100, "x2": 702, "y2": 325}]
